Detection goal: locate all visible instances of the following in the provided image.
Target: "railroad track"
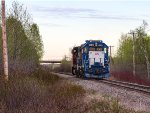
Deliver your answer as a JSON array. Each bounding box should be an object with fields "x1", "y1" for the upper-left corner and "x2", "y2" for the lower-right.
[
  {"x1": 55, "y1": 72, "x2": 150, "y2": 95},
  {"x1": 101, "y1": 79, "x2": 150, "y2": 94}
]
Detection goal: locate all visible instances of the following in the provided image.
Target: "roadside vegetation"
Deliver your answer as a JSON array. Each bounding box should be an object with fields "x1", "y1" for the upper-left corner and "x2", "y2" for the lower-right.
[
  {"x1": 53, "y1": 55, "x2": 72, "y2": 73},
  {"x1": 0, "y1": 66, "x2": 147, "y2": 113},
  {"x1": 0, "y1": 67, "x2": 86, "y2": 113},
  {"x1": 0, "y1": 1, "x2": 43, "y2": 75},
  {"x1": 112, "y1": 21, "x2": 150, "y2": 86}
]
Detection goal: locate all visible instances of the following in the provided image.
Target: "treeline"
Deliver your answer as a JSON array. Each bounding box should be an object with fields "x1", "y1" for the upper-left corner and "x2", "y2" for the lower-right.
[
  {"x1": 112, "y1": 21, "x2": 150, "y2": 82},
  {"x1": 53, "y1": 56, "x2": 72, "y2": 73},
  {"x1": 0, "y1": 2, "x2": 43, "y2": 75}
]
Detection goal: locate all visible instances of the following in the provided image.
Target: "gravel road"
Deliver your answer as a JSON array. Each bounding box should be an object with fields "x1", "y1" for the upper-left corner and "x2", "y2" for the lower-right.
[{"x1": 55, "y1": 73, "x2": 150, "y2": 112}]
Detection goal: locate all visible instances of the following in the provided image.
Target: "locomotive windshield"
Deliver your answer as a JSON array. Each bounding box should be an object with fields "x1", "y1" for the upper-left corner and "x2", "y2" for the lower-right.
[
  {"x1": 89, "y1": 47, "x2": 103, "y2": 51},
  {"x1": 89, "y1": 47, "x2": 95, "y2": 51},
  {"x1": 96, "y1": 47, "x2": 103, "y2": 51}
]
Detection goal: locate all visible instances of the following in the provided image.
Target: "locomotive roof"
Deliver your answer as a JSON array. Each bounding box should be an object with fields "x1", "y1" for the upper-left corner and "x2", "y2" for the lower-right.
[
  {"x1": 86, "y1": 40, "x2": 103, "y2": 43},
  {"x1": 81, "y1": 40, "x2": 108, "y2": 48},
  {"x1": 73, "y1": 40, "x2": 108, "y2": 49}
]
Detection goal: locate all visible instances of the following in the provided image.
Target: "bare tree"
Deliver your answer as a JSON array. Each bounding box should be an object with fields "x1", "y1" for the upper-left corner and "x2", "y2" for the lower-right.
[{"x1": 136, "y1": 21, "x2": 150, "y2": 79}]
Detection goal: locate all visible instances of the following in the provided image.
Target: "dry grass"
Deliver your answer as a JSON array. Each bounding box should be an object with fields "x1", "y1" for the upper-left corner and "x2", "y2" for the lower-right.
[
  {"x1": 84, "y1": 95, "x2": 149, "y2": 113},
  {"x1": 0, "y1": 67, "x2": 147, "y2": 113},
  {"x1": 111, "y1": 71, "x2": 150, "y2": 86},
  {"x1": 0, "y1": 67, "x2": 85, "y2": 113}
]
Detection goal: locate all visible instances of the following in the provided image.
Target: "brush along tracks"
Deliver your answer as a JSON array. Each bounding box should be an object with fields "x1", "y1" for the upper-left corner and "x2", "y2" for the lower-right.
[{"x1": 55, "y1": 72, "x2": 150, "y2": 95}]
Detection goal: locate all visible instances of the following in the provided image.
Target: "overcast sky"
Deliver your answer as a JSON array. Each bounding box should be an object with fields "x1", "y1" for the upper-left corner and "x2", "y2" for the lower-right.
[{"x1": 6, "y1": 0, "x2": 150, "y2": 60}]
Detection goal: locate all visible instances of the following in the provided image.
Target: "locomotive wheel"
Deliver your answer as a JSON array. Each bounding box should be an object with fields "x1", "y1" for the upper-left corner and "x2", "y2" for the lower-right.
[
  {"x1": 79, "y1": 69, "x2": 84, "y2": 78},
  {"x1": 74, "y1": 70, "x2": 79, "y2": 78},
  {"x1": 72, "y1": 68, "x2": 76, "y2": 75},
  {"x1": 76, "y1": 72, "x2": 80, "y2": 78}
]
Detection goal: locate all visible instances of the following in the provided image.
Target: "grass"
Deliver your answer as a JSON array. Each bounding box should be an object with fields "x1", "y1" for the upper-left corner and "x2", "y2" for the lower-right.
[
  {"x1": 111, "y1": 71, "x2": 150, "y2": 86},
  {"x1": 0, "y1": 67, "x2": 149, "y2": 113},
  {"x1": 86, "y1": 95, "x2": 149, "y2": 113},
  {"x1": 0, "y1": 67, "x2": 85, "y2": 113}
]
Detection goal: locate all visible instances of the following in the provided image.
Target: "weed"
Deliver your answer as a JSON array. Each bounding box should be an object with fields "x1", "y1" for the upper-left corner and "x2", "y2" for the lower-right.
[
  {"x1": 111, "y1": 71, "x2": 150, "y2": 86},
  {"x1": 0, "y1": 68, "x2": 86, "y2": 113}
]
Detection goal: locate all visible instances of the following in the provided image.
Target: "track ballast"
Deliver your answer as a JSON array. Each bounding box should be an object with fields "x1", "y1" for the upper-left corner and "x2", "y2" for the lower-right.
[{"x1": 55, "y1": 72, "x2": 150, "y2": 95}]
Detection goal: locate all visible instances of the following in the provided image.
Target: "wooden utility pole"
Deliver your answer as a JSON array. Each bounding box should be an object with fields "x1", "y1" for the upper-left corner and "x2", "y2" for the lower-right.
[
  {"x1": 109, "y1": 46, "x2": 114, "y2": 58},
  {"x1": 109, "y1": 46, "x2": 114, "y2": 72},
  {"x1": 1, "y1": 0, "x2": 9, "y2": 81},
  {"x1": 129, "y1": 31, "x2": 136, "y2": 76}
]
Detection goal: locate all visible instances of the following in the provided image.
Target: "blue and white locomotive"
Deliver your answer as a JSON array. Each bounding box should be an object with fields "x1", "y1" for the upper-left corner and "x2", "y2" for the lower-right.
[{"x1": 72, "y1": 40, "x2": 110, "y2": 79}]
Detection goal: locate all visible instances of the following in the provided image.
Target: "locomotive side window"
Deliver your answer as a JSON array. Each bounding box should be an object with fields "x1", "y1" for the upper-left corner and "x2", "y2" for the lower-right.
[
  {"x1": 104, "y1": 48, "x2": 107, "y2": 53},
  {"x1": 84, "y1": 48, "x2": 88, "y2": 53},
  {"x1": 89, "y1": 47, "x2": 95, "y2": 51}
]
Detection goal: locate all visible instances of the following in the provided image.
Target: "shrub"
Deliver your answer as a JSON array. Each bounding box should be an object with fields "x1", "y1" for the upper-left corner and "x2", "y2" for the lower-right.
[
  {"x1": 86, "y1": 98, "x2": 135, "y2": 113},
  {"x1": 111, "y1": 71, "x2": 150, "y2": 86},
  {"x1": 33, "y1": 66, "x2": 61, "y2": 84},
  {"x1": 0, "y1": 68, "x2": 86, "y2": 113}
]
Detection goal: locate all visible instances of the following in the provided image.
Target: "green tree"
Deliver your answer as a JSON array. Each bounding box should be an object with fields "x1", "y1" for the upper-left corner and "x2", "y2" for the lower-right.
[
  {"x1": 117, "y1": 34, "x2": 133, "y2": 64},
  {"x1": 0, "y1": 1, "x2": 43, "y2": 74},
  {"x1": 29, "y1": 23, "x2": 43, "y2": 59},
  {"x1": 115, "y1": 22, "x2": 150, "y2": 79},
  {"x1": 135, "y1": 22, "x2": 150, "y2": 79}
]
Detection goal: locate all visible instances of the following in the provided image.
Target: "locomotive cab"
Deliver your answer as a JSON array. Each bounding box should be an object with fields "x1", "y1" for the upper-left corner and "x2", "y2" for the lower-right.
[{"x1": 72, "y1": 40, "x2": 110, "y2": 79}]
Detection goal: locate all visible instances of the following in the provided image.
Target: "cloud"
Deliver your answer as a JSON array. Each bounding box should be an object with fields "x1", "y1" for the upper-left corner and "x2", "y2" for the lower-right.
[
  {"x1": 33, "y1": 6, "x2": 143, "y2": 21},
  {"x1": 39, "y1": 23, "x2": 64, "y2": 27},
  {"x1": 80, "y1": 14, "x2": 141, "y2": 21},
  {"x1": 34, "y1": 7, "x2": 96, "y2": 14}
]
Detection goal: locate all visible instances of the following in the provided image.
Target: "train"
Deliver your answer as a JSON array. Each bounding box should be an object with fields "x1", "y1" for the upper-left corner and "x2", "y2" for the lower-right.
[{"x1": 72, "y1": 40, "x2": 110, "y2": 79}]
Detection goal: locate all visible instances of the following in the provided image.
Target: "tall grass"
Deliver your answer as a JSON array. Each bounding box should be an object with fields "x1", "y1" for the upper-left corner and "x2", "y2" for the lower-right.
[
  {"x1": 86, "y1": 96, "x2": 148, "y2": 113},
  {"x1": 111, "y1": 71, "x2": 150, "y2": 86},
  {"x1": 0, "y1": 66, "x2": 147, "y2": 113},
  {"x1": 0, "y1": 67, "x2": 85, "y2": 113}
]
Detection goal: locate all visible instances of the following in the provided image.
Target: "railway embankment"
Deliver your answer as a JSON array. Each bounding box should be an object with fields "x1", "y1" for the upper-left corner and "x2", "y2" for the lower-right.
[
  {"x1": 55, "y1": 73, "x2": 150, "y2": 112},
  {"x1": 1, "y1": 67, "x2": 149, "y2": 113}
]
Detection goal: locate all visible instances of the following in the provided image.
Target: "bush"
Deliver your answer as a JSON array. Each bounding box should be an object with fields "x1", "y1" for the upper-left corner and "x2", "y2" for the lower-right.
[
  {"x1": 86, "y1": 97, "x2": 139, "y2": 113},
  {"x1": 111, "y1": 71, "x2": 150, "y2": 86},
  {"x1": 0, "y1": 68, "x2": 86, "y2": 113},
  {"x1": 53, "y1": 56, "x2": 72, "y2": 73},
  {"x1": 0, "y1": 67, "x2": 146, "y2": 113},
  {"x1": 33, "y1": 66, "x2": 61, "y2": 84}
]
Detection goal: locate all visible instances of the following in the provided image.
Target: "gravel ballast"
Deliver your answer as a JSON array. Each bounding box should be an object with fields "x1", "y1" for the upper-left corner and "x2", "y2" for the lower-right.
[{"x1": 55, "y1": 73, "x2": 150, "y2": 112}]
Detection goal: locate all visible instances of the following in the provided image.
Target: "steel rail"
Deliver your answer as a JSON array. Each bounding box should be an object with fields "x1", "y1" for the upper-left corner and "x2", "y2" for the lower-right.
[
  {"x1": 55, "y1": 72, "x2": 150, "y2": 94},
  {"x1": 101, "y1": 79, "x2": 150, "y2": 94}
]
